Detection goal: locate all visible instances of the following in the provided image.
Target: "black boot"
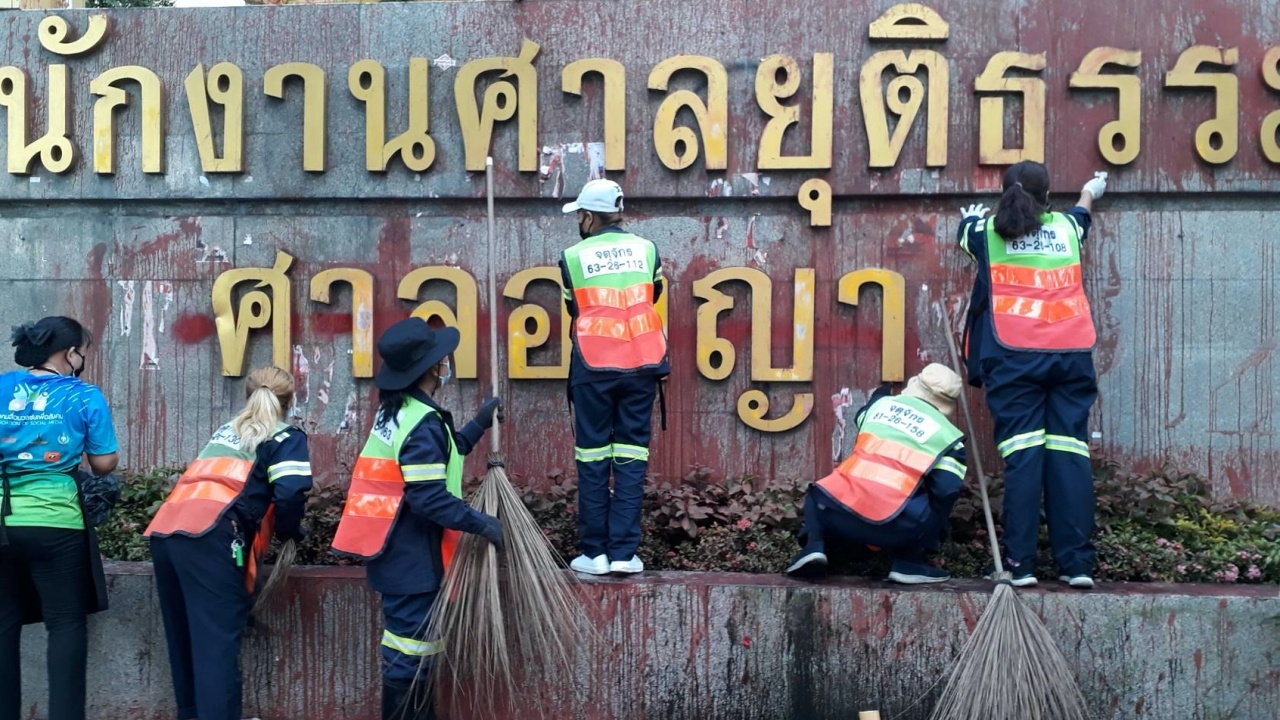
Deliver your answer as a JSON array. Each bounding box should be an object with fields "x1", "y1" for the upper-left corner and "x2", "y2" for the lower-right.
[{"x1": 382, "y1": 680, "x2": 412, "y2": 720}]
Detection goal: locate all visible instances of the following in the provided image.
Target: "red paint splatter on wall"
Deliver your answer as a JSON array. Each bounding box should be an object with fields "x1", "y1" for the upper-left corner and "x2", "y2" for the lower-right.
[{"x1": 172, "y1": 314, "x2": 217, "y2": 344}]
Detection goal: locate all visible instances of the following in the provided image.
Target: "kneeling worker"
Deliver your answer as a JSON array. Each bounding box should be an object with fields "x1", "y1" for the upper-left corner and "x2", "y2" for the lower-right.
[{"x1": 786, "y1": 363, "x2": 967, "y2": 584}]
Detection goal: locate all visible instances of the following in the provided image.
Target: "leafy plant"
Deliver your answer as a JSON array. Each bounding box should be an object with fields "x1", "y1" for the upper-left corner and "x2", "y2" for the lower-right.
[{"x1": 97, "y1": 461, "x2": 1280, "y2": 585}]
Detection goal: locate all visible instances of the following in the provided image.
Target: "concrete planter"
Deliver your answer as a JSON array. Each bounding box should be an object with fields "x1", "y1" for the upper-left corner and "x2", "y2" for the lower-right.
[{"x1": 16, "y1": 563, "x2": 1280, "y2": 719}]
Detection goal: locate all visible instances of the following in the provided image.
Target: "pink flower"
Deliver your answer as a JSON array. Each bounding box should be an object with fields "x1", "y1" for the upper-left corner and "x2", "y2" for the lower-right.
[
  {"x1": 1247, "y1": 565, "x2": 1262, "y2": 580},
  {"x1": 1214, "y1": 564, "x2": 1240, "y2": 583},
  {"x1": 735, "y1": 518, "x2": 752, "y2": 531},
  {"x1": 1156, "y1": 538, "x2": 1169, "y2": 547},
  {"x1": 1175, "y1": 564, "x2": 1187, "y2": 575},
  {"x1": 747, "y1": 542, "x2": 758, "y2": 550}
]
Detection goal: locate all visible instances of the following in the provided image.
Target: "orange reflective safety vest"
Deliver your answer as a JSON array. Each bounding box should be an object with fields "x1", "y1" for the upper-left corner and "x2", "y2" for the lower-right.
[
  {"x1": 331, "y1": 398, "x2": 463, "y2": 567},
  {"x1": 985, "y1": 212, "x2": 1097, "y2": 352},
  {"x1": 144, "y1": 422, "x2": 291, "y2": 592},
  {"x1": 562, "y1": 231, "x2": 668, "y2": 372},
  {"x1": 817, "y1": 395, "x2": 963, "y2": 524}
]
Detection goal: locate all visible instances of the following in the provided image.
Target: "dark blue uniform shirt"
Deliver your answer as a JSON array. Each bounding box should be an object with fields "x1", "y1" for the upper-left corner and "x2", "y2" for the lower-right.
[
  {"x1": 365, "y1": 389, "x2": 497, "y2": 596},
  {"x1": 229, "y1": 427, "x2": 312, "y2": 543},
  {"x1": 956, "y1": 207, "x2": 1093, "y2": 386},
  {"x1": 559, "y1": 225, "x2": 670, "y2": 387}
]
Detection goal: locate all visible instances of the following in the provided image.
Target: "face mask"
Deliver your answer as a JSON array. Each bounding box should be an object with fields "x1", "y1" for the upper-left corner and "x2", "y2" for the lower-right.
[
  {"x1": 437, "y1": 358, "x2": 452, "y2": 387},
  {"x1": 69, "y1": 348, "x2": 85, "y2": 378},
  {"x1": 578, "y1": 213, "x2": 591, "y2": 240}
]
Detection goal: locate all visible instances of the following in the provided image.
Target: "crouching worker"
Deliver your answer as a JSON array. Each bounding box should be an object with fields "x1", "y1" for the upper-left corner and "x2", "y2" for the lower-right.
[
  {"x1": 145, "y1": 366, "x2": 312, "y2": 720},
  {"x1": 332, "y1": 318, "x2": 505, "y2": 720},
  {"x1": 786, "y1": 363, "x2": 967, "y2": 584}
]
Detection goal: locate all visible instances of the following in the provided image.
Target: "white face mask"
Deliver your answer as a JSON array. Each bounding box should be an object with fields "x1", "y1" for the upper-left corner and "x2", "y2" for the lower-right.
[{"x1": 437, "y1": 358, "x2": 452, "y2": 387}]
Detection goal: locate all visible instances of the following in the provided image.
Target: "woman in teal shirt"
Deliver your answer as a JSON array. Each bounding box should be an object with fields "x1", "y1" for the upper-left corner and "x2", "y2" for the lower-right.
[{"x1": 0, "y1": 316, "x2": 119, "y2": 720}]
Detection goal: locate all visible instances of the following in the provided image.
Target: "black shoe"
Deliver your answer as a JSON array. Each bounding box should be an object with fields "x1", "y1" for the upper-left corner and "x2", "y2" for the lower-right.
[{"x1": 785, "y1": 548, "x2": 829, "y2": 578}]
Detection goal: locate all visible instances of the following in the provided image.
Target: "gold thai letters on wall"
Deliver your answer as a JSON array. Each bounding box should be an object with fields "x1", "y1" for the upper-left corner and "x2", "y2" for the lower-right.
[
  {"x1": 0, "y1": 66, "x2": 74, "y2": 174},
  {"x1": 185, "y1": 63, "x2": 245, "y2": 173},
  {"x1": 1261, "y1": 47, "x2": 1280, "y2": 163},
  {"x1": 211, "y1": 250, "x2": 294, "y2": 377},
  {"x1": 837, "y1": 268, "x2": 906, "y2": 382},
  {"x1": 504, "y1": 266, "x2": 574, "y2": 380},
  {"x1": 693, "y1": 268, "x2": 815, "y2": 432},
  {"x1": 1069, "y1": 48, "x2": 1142, "y2": 166},
  {"x1": 265, "y1": 63, "x2": 328, "y2": 173},
  {"x1": 974, "y1": 52, "x2": 1047, "y2": 165},
  {"x1": 1165, "y1": 46, "x2": 1240, "y2": 165},
  {"x1": 756, "y1": 54, "x2": 834, "y2": 170},
  {"x1": 349, "y1": 59, "x2": 435, "y2": 173},
  {"x1": 90, "y1": 66, "x2": 166, "y2": 175},
  {"x1": 562, "y1": 59, "x2": 627, "y2": 172},
  {"x1": 396, "y1": 267, "x2": 479, "y2": 380},
  {"x1": 310, "y1": 268, "x2": 374, "y2": 378},
  {"x1": 455, "y1": 39, "x2": 541, "y2": 173},
  {"x1": 862, "y1": 4, "x2": 950, "y2": 169},
  {"x1": 649, "y1": 55, "x2": 729, "y2": 171}
]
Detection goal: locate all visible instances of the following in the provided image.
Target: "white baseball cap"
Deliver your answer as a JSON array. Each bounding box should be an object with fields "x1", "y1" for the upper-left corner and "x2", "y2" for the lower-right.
[{"x1": 562, "y1": 179, "x2": 624, "y2": 214}]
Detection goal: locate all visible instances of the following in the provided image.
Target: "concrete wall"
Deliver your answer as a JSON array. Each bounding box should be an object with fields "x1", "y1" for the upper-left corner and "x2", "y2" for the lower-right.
[
  {"x1": 0, "y1": 1, "x2": 1277, "y2": 501},
  {"x1": 15, "y1": 563, "x2": 1280, "y2": 720}
]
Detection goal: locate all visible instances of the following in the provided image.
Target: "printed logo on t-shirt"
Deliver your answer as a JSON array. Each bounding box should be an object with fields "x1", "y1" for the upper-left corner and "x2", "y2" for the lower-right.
[
  {"x1": 8, "y1": 385, "x2": 50, "y2": 412},
  {"x1": 43, "y1": 451, "x2": 61, "y2": 463},
  {"x1": 17, "y1": 452, "x2": 32, "y2": 460}
]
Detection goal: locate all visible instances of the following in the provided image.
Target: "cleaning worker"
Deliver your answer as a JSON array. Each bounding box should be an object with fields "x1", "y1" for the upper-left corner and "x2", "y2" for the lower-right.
[
  {"x1": 786, "y1": 364, "x2": 967, "y2": 584},
  {"x1": 0, "y1": 317, "x2": 119, "y2": 720},
  {"x1": 145, "y1": 365, "x2": 311, "y2": 720},
  {"x1": 559, "y1": 179, "x2": 669, "y2": 576},
  {"x1": 332, "y1": 317, "x2": 504, "y2": 720},
  {"x1": 956, "y1": 161, "x2": 1107, "y2": 589}
]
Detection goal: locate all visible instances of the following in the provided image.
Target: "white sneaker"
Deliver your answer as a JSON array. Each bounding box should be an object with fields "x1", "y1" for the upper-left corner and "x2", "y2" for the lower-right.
[
  {"x1": 1059, "y1": 574, "x2": 1095, "y2": 589},
  {"x1": 570, "y1": 554, "x2": 610, "y2": 575},
  {"x1": 609, "y1": 556, "x2": 644, "y2": 574}
]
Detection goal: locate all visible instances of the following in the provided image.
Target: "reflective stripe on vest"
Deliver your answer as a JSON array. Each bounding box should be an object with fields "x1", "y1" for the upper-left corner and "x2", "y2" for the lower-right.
[
  {"x1": 143, "y1": 423, "x2": 271, "y2": 539},
  {"x1": 985, "y1": 213, "x2": 1097, "y2": 352},
  {"x1": 563, "y1": 231, "x2": 668, "y2": 372},
  {"x1": 331, "y1": 398, "x2": 463, "y2": 565},
  {"x1": 816, "y1": 396, "x2": 963, "y2": 524}
]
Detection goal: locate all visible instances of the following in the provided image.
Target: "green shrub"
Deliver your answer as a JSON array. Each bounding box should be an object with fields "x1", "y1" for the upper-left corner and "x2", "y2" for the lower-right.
[{"x1": 97, "y1": 460, "x2": 1280, "y2": 584}]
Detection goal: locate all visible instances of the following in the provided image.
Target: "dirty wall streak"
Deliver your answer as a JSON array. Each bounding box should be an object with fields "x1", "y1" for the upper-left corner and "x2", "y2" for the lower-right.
[
  {"x1": 0, "y1": 1, "x2": 1278, "y2": 501},
  {"x1": 18, "y1": 566, "x2": 1280, "y2": 720},
  {"x1": 0, "y1": 196, "x2": 1275, "y2": 501}
]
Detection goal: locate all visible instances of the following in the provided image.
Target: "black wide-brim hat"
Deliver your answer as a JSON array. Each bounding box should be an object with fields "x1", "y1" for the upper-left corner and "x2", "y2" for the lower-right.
[{"x1": 374, "y1": 317, "x2": 460, "y2": 391}]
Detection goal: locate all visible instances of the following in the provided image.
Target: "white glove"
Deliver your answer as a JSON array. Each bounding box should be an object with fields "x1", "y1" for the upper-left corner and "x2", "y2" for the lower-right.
[
  {"x1": 960, "y1": 204, "x2": 989, "y2": 220},
  {"x1": 1082, "y1": 171, "x2": 1108, "y2": 200}
]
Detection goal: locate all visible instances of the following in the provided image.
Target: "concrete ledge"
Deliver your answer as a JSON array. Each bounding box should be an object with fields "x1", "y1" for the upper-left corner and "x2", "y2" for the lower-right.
[{"x1": 17, "y1": 563, "x2": 1280, "y2": 719}]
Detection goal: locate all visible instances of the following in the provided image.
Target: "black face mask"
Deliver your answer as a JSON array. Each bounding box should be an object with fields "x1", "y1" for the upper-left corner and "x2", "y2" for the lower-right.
[
  {"x1": 578, "y1": 213, "x2": 592, "y2": 240},
  {"x1": 69, "y1": 348, "x2": 85, "y2": 378}
]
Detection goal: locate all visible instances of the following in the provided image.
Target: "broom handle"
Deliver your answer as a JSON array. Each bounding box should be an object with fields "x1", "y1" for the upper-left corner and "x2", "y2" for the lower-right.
[
  {"x1": 485, "y1": 157, "x2": 501, "y2": 453},
  {"x1": 938, "y1": 302, "x2": 1004, "y2": 577}
]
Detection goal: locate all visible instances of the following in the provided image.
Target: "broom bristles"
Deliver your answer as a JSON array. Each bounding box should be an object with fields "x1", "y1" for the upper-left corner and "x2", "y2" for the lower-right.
[
  {"x1": 928, "y1": 584, "x2": 1090, "y2": 720},
  {"x1": 416, "y1": 454, "x2": 589, "y2": 719},
  {"x1": 252, "y1": 538, "x2": 296, "y2": 615}
]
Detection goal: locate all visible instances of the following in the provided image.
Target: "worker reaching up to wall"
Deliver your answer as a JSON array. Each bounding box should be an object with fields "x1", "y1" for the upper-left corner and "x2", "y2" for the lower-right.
[
  {"x1": 956, "y1": 161, "x2": 1108, "y2": 589},
  {"x1": 559, "y1": 180, "x2": 669, "y2": 576},
  {"x1": 786, "y1": 364, "x2": 967, "y2": 584}
]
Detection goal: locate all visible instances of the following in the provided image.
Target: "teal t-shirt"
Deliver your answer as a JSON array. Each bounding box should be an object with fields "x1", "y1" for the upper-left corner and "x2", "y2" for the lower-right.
[{"x1": 0, "y1": 371, "x2": 119, "y2": 529}]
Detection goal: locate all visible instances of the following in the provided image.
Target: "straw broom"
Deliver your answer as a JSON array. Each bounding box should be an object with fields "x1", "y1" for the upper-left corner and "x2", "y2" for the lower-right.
[
  {"x1": 927, "y1": 301, "x2": 1090, "y2": 720},
  {"x1": 414, "y1": 157, "x2": 588, "y2": 719}
]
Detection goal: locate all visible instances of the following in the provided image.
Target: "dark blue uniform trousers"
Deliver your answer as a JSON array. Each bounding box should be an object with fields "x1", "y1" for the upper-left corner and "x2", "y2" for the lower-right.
[
  {"x1": 150, "y1": 518, "x2": 252, "y2": 720},
  {"x1": 572, "y1": 375, "x2": 658, "y2": 562},
  {"x1": 380, "y1": 592, "x2": 440, "y2": 719},
  {"x1": 982, "y1": 351, "x2": 1098, "y2": 575},
  {"x1": 799, "y1": 487, "x2": 952, "y2": 562}
]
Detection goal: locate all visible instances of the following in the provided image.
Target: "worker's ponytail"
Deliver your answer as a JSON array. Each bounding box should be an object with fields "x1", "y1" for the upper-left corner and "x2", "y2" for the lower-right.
[
  {"x1": 993, "y1": 160, "x2": 1051, "y2": 240},
  {"x1": 232, "y1": 366, "x2": 295, "y2": 453}
]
